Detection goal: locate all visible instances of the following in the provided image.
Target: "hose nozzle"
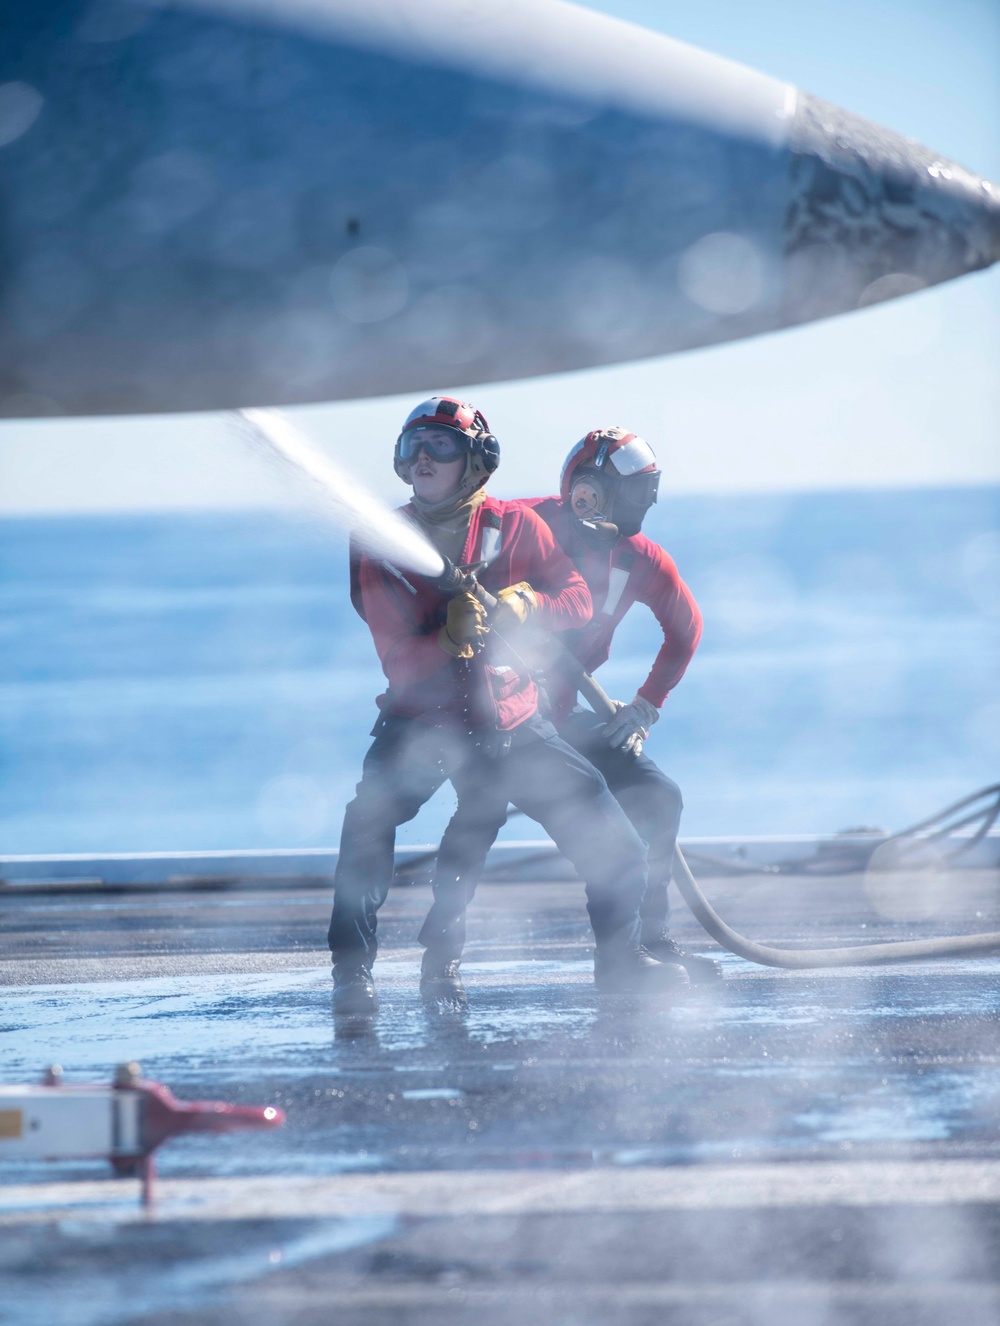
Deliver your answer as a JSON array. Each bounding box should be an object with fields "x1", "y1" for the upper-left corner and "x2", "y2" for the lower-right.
[
  {"x1": 430, "y1": 558, "x2": 502, "y2": 617},
  {"x1": 430, "y1": 557, "x2": 471, "y2": 597}
]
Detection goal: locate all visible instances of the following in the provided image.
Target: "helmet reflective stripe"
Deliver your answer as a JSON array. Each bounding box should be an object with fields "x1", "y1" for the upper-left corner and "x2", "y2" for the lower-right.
[{"x1": 609, "y1": 435, "x2": 656, "y2": 477}]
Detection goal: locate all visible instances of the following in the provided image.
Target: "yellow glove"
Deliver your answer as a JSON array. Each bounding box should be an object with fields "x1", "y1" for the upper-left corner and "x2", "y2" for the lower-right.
[
  {"x1": 491, "y1": 582, "x2": 539, "y2": 634},
  {"x1": 438, "y1": 591, "x2": 489, "y2": 659}
]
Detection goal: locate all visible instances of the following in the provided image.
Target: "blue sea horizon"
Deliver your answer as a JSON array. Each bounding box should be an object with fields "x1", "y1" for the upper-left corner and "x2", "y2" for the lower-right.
[{"x1": 1, "y1": 486, "x2": 997, "y2": 856}]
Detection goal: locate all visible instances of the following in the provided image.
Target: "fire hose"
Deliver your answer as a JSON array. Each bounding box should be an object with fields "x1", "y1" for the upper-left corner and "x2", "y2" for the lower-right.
[
  {"x1": 442, "y1": 559, "x2": 1000, "y2": 970},
  {"x1": 581, "y1": 665, "x2": 1000, "y2": 967}
]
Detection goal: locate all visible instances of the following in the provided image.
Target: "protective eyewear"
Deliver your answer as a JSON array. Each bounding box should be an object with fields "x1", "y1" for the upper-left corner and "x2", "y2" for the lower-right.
[
  {"x1": 575, "y1": 467, "x2": 660, "y2": 513},
  {"x1": 398, "y1": 425, "x2": 470, "y2": 463},
  {"x1": 618, "y1": 470, "x2": 660, "y2": 509}
]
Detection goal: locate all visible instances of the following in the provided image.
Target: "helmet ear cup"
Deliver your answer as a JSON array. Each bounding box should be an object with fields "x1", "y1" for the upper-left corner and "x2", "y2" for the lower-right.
[
  {"x1": 477, "y1": 432, "x2": 500, "y2": 473},
  {"x1": 469, "y1": 409, "x2": 500, "y2": 474},
  {"x1": 569, "y1": 473, "x2": 607, "y2": 521}
]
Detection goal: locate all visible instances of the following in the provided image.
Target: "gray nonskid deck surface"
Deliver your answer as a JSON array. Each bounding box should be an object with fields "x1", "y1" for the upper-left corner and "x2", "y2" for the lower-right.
[{"x1": 1, "y1": 870, "x2": 999, "y2": 1325}]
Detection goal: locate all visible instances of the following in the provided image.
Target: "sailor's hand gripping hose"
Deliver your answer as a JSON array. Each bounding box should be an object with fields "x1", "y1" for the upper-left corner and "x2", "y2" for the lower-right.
[{"x1": 430, "y1": 558, "x2": 504, "y2": 624}]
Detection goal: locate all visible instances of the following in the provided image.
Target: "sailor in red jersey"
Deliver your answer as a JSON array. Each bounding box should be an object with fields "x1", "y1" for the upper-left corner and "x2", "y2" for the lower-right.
[
  {"x1": 329, "y1": 401, "x2": 687, "y2": 1017},
  {"x1": 420, "y1": 427, "x2": 721, "y2": 985}
]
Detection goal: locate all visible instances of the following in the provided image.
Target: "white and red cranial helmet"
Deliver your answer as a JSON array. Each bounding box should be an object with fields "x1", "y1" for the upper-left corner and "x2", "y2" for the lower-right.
[
  {"x1": 559, "y1": 426, "x2": 659, "y2": 503},
  {"x1": 394, "y1": 395, "x2": 500, "y2": 484},
  {"x1": 559, "y1": 427, "x2": 660, "y2": 537}
]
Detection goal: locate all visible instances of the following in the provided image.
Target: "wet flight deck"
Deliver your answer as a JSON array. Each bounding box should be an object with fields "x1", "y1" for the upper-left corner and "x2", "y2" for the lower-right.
[{"x1": 2, "y1": 865, "x2": 999, "y2": 1325}]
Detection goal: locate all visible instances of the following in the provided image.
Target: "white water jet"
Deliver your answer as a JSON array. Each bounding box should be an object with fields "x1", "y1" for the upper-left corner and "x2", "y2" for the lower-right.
[{"x1": 237, "y1": 408, "x2": 444, "y2": 578}]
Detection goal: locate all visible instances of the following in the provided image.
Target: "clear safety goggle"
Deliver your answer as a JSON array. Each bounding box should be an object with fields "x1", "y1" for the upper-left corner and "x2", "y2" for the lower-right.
[
  {"x1": 572, "y1": 468, "x2": 660, "y2": 515},
  {"x1": 398, "y1": 425, "x2": 471, "y2": 463}
]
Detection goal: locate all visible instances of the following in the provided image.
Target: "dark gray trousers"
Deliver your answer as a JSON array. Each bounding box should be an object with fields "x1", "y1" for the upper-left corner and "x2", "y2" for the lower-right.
[
  {"x1": 419, "y1": 708, "x2": 683, "y2": 957},
  {"x1": 328, "y1": 714, "x2": 648, "y2": 965}
]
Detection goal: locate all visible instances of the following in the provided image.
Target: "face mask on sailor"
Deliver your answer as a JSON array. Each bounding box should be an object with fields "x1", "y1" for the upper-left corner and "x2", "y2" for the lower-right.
[{"x1": 612, "y1": 470, "x2": 660, "y2": 537}]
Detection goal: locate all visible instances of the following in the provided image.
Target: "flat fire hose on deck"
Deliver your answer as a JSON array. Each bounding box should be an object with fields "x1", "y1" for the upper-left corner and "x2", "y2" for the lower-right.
[
  {"x1": 670, "y1": 849, "x2": 1000, "y2": 967},
  {"x1": 569, "y1": 655, "x2": 1000, "y2": 969},
  {"x1": 460, "y1": 566, "x2": 1000, "y2": 968}
]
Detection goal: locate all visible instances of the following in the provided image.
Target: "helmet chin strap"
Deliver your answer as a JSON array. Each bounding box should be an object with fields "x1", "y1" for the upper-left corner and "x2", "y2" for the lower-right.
[{"x1": 462, "y1": 451, "x2": 492, "y2": 493}]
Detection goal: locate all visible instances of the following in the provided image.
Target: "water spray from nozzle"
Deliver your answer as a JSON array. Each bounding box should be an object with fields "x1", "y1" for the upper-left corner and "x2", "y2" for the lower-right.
[{"x1": 236, "y1": 408, "x2": 445, "y2": 580}]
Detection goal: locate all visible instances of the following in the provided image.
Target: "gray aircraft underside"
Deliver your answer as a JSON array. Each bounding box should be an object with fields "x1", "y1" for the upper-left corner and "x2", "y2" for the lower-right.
[{"x1": 1, "y1": 0, "x2": 998, "y2": 417}]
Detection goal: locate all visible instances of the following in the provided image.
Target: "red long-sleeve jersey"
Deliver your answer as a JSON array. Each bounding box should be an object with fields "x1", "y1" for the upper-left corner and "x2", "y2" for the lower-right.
[
  {"x1": 521, "y1": 497, "x2": 702, "y2": 722},
  {"x1": 352, "y1": 495, "x2": 592, "y2": 732}
]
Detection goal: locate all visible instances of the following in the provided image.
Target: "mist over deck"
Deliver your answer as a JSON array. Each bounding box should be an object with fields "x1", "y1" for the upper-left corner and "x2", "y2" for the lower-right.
[
  {"x1": 2, "y1": 866, "x2": 999, "y2": 1324},
  {"x1": 2, "y1": 483, "x2": 998, "y2": 1323}
]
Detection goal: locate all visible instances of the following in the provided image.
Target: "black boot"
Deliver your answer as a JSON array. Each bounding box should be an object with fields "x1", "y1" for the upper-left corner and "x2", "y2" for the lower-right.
[
  {"x1": 420, "y1": 948, "x2": 468, "y2": 1011},
  {"x1": 642, "y1": 933, "x2": 723, "y2": 984},
  {"x1": 331, "y1": 961, "x2": 379, "y2": 1017},
  {"x1": 594, "y1": 943, "x2": 690, "y2": 995}
]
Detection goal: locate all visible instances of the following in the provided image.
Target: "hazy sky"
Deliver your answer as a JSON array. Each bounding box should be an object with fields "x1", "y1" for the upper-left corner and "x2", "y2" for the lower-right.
[{"x1": 1, "y1": 0, "x2": 997, "y2": 513}]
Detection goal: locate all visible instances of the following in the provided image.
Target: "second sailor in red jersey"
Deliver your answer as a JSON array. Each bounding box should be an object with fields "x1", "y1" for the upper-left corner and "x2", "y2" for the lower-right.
[
  {"x1": 329, "y1": 402, "x2": 691, "y2": 1018},
  {"x1": 420, "y1": 427, "x2": 722, "y2": 985}
]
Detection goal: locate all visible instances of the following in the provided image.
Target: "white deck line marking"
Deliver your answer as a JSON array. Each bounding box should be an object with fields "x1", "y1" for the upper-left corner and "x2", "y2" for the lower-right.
[
  {"x1": 2, "y1": 1160, "x2": 999, "y2": 1226},
  {"x1": 239, "y1": 1283, "x2": 1000, "y2": 1310}
]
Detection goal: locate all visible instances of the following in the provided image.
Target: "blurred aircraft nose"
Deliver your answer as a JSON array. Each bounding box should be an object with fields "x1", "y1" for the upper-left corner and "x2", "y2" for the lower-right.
[
  {"x1": 784, "y1": 94, "x2": 1000, "y2": 324},
  {"x1": 0, "y1": 0, "x2": 996, "y2": 417}
]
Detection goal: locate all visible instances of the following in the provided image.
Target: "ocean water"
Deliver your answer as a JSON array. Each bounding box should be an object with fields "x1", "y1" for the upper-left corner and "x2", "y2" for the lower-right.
[{"x1": 1, "y1": 488, "x2": 998, "y2": 855}]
